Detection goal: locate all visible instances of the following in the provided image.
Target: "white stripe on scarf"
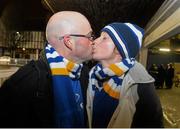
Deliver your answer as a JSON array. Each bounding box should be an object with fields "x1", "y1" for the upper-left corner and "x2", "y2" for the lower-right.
[
  {"x1": 45, "y1": 44, "x2": 83, "y2": 79},
  {"x1": 89, "y1": 58, "x2": 135, "y2": 99}
]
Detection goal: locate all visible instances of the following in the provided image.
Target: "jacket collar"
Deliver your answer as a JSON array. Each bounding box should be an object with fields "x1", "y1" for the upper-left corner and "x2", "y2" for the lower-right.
[
  {"x1": 39, "y1": 48, "x2": 52, "y2": 74},
  {"x1": 128, "y1": 61, "x2": 154, "y2": 84}
]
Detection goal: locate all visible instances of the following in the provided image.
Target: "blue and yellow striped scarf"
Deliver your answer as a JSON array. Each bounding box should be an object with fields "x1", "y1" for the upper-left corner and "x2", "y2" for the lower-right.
[
  {"x1": 45, "y1": 44, "x2": 85, "y2": 127},
  {"x1": 89, "y1": 58, "x2": 135, "y2": 127},
  {"x1": 90, "y1": 58, "x2": 135, "y2": 99}
]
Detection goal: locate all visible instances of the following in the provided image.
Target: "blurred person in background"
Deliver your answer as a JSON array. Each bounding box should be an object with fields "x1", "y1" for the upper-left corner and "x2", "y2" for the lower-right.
[
  {"x1": 148, "y1": 64, "x2": 159, "y2": 88},
  {"x1": 165, "y1": 63, "x2": 174, "y2": 89},
  {"x1": 157, "y1": 64, "x2": 166, "y2": 89}
]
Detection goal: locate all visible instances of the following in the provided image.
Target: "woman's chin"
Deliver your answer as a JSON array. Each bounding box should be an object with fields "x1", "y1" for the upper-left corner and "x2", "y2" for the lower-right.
[
  {"x1": 92, "y1": 55, "x2": 98, "y2": 60},
  {"x1": 92, "y1": 55, "x2": 102, "y2": 61}
]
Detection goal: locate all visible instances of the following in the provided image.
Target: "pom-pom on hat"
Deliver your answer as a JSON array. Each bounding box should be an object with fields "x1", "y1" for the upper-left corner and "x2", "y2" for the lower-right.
[{"x1": 101, "y1": 22, "x2": 144, "y2": 59}]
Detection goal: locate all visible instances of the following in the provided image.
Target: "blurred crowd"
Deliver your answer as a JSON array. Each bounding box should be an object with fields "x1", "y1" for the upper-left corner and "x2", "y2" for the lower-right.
[{"x1": 148, "y1": 63, "x2": 175, "y2": 89}]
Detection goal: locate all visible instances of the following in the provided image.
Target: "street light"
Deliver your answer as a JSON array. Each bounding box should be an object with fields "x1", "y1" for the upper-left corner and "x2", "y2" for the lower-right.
[{"x1": 159, "y1": 48, "x2": 170, "y2": 52}]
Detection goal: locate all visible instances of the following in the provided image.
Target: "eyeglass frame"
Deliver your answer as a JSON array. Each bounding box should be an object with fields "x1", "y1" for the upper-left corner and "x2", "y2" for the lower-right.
[{"x1": 59, "y1": 31, "x2": 95, "y2": 41}]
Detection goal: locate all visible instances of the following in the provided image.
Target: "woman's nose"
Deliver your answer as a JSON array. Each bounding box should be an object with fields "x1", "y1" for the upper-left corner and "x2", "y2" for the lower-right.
[
  {"x1": 92, "y1": 41, "x2": 96, "y2": 50},
  {"x1": 92, "y1": 41, "x2": 95, "y2": 45},
  {"x1": 92, "y1": 38, "x2": 99, "y2": 44},
  {"x1": 92, "y1": 40, "x2": 97, "y2": 45}
]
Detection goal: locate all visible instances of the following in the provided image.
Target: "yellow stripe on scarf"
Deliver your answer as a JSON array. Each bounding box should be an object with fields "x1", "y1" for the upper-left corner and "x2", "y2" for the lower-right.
[
  {"x1": 51, "y1": 68, "x2": 69, "y2": 75},
  {"x1": 109, "y1": 64, "x2": 124, "y2": 76},
  {"x1": 66, "y1": 61, "x2": 75, "y2": 72},
  {"x1": 103, "y1": 83, "x2": 120, "y2": 99}
]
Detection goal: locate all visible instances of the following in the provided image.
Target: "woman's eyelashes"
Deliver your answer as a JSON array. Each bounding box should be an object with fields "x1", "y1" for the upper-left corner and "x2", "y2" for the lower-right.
[
  {"x1": 101, "y1": 36, "x2": 108, "y2": 40},
  {"x1": 103, "y1": 37, "x2": 107, "y2": 40}
]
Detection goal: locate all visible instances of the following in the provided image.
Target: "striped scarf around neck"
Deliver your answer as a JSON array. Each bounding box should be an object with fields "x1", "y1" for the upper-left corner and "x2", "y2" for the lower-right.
[
  {"x1": 45, "y1": 44, "x2": 85, "y2": 127},
  {"x1": 89, "y1": 58, "x2": 135, "y2": 127},
  {"x1": 90, "y1": 58, "x2": 135, "y2": 99}
]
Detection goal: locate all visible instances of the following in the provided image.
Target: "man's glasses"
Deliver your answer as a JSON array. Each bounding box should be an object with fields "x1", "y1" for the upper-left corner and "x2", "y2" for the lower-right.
[{"x1": 59, "y1": 31, "x2": 95, "y2": 41}]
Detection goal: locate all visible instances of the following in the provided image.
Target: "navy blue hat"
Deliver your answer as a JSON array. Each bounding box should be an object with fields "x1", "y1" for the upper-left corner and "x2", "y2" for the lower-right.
[{"x1": 101, "y1": 22, "x2": 144, "y2": 59}]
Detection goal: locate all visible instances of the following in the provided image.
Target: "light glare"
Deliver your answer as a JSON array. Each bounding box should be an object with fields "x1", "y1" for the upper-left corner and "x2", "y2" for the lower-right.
[{"x1": 159, "y1": 48, "x2": 170, "y2": 52}]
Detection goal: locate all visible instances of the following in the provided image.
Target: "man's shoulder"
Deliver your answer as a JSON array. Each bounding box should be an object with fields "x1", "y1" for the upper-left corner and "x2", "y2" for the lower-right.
[
  {"x1": 9, "y1": 60, "x2": 38, "y2": 82},
  {"x1": 1, "y1": 59, "x2": 51, "y2": 91},
  {"x1": 11, "y1": 59, "x2": 48, "y2": 81}
]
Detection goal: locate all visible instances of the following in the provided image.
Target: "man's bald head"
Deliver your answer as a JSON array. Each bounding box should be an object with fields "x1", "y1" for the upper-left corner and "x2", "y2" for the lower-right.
[
  {"x1": 45, "y1": 11, "x2": 93, "y2": 63},
  {"x1": 46, "y1": 11, "x2": 91, "y2": 43}
]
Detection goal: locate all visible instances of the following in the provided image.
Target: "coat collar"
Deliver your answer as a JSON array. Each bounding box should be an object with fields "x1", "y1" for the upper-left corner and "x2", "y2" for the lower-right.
[{"x1": 127, "y1": 61, "x2": 154, "y2": 84}]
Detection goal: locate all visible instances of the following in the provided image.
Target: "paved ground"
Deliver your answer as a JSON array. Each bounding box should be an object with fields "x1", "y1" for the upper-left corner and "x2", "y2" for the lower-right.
[{"x1": 156, "y1": 85, "x2": 180, "y2": 128}]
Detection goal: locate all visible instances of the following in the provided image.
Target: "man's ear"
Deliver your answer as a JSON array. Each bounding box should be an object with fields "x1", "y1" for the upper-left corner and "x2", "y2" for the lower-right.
[{"x1": 63, "y1": 36, "x2": 72, "y2": 50}]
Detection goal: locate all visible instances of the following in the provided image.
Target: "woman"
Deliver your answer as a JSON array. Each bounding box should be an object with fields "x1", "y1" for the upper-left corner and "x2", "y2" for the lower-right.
[{"x1": 87, "y1": 22, "x2": 163, "y2": 128}]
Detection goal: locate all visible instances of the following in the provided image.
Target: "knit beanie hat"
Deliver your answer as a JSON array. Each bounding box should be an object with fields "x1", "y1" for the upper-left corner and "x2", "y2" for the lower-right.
[{"x1": 101, "y1": 22, "x2": 144, "y2": 59}]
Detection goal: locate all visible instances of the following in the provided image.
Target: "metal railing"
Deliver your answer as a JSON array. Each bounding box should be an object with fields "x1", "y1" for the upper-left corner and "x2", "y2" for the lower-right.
[{"x1": 0, "y1": 58, "x2": 31, "y2": 66}]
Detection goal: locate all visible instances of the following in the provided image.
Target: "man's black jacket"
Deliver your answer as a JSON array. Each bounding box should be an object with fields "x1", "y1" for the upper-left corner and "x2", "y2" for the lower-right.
[{"x1": 0, "y1": 57, "x2": 90, "y2": 127}]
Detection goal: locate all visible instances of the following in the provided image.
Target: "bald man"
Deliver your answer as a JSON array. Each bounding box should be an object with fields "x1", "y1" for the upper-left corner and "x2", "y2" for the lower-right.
[{"x1": 0, "y1": 11, "x2": 94, "y2": 127}]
